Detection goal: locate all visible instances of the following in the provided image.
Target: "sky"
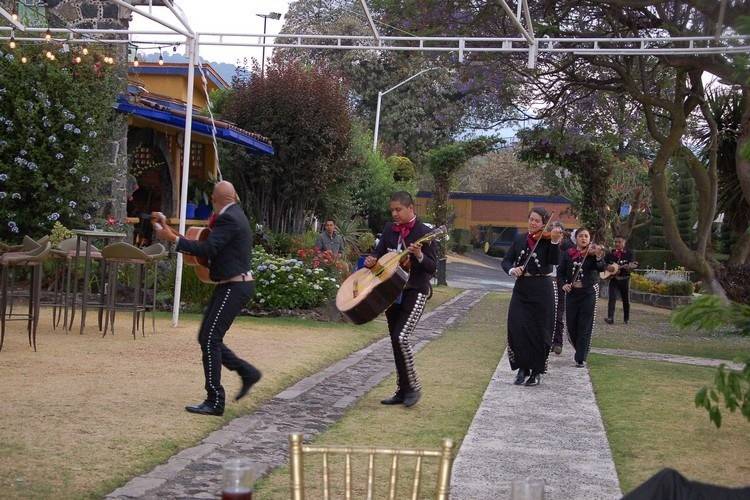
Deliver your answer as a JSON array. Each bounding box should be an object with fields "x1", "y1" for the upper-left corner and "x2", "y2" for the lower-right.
[{"x1": 129, "y1": 0, "x2": 293, "y2": 66}]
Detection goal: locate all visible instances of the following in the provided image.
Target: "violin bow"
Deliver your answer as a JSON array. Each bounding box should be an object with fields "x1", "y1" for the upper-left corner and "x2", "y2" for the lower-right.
[
  {"x1": 568, "y1": 242, "x2": 593, "y2": 286},
  {"x1": 519, "y1": 212, "x2": 556, "y2": 274}
]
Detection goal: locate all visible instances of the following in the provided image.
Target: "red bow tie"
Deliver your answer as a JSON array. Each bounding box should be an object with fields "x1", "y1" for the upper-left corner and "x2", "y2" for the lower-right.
[
  {"x1": 568, "y1": 247, "x2": 586, "y2": 261},
  {"x1": 393, "y1": 219, "x2": 416, "y2": 240}
]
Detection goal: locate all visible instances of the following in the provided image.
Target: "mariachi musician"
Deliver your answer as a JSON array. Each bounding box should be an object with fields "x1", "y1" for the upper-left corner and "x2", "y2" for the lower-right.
[
  {"x1": 558, "y1": 228, "x2": 606, "y2": 368},
  {"x1": 604, "y1": 235, "x2": 637, "y2": 325},
  {"x1": 364, "y1": 191, "x2": 437, "y2": 408},
  {"x1": 502, "y1": 207, "x2": 563, "y2": 387}
]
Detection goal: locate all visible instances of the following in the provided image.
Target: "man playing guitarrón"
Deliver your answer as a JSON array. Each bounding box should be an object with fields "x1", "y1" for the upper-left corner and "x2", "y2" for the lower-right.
[{"x1": 364, "y1": 192, "x2": 437, "y2": 408}]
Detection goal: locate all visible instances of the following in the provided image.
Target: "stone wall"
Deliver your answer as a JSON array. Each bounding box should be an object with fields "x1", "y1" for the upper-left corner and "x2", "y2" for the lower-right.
[
  {"x1": 599, "y1": 280, "x2": 693, "y2": 309},
  {"x1": 47, "y1": 0, "x2": 130, "y2": 222}
]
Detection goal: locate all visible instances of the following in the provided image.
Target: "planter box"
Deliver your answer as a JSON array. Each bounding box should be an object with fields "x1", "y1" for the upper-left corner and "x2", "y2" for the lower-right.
[{"x1": 599, "y1": 280, "x2": 693, "y2": 310}]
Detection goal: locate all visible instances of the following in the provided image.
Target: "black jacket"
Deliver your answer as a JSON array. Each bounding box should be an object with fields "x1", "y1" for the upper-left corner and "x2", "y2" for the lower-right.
[
  {"x1": 605, "y1": 248, "x2": 636, "y2": 278},
  {"x1": 370, "y1": 220, "x2": 437, "y2": 294},
  {"x1": 502, "y1": 233, "x2": 561, "y2": 276},
  {"x1": 559, "y1": 248, "x2": 607, "y2": 289},
  {"x1": 176, "y1": 203, "x2": 252, "y2": 282}
]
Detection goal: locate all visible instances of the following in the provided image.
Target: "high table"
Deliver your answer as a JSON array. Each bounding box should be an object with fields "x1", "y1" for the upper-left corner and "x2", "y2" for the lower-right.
[{"x1": 70, "y1": 229, "x2": 127, "y2": 334}]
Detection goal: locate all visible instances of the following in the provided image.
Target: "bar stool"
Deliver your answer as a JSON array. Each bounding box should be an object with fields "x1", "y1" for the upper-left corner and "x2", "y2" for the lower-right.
[
  {"x1": 101, "y1": 242, "x2": 166, "y2": 338},
  {"x1": 4, "y1": 235, "x2": 49, "y2": 317},
  {"x1": 49, "y1": 238, "x2": 103, "y2": 332},
  {"x1": 0, "y1": 242, "x2": 52, "y2": 351}
]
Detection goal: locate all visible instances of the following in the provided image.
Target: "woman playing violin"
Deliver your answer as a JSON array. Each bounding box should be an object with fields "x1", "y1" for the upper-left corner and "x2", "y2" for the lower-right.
[
  {"x1": 558, "y1": 228, "x2": 606, "y2": 368},
  {"x1": 501, "y1": 207, "x2": 563, "y2": 386}
]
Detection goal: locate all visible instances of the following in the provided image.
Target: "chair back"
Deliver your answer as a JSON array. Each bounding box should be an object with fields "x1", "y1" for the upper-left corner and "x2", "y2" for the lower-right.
[
  {"x1": 288, "y1": 433, "x2": 455, "y2": 500},
  {"x1": 101, "y1": 242, "x2": 149, "y2": 263}
]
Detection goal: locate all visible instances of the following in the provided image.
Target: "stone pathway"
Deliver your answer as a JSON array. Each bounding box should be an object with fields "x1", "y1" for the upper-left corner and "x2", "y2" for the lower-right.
[
  {"x1": 591, "y1": 347, "x2": 745, "y2": 371},
  {"x1": 107, "y1": 289, "x2": 487, "y2": 499},
  {"x1": 450, "y1": 347, "x2": 622, "y2": 500}
]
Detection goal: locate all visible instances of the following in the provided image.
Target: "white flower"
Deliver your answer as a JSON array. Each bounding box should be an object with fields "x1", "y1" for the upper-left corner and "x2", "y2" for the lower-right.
[
  {"x1": 47, "y1": 213, "x2": 60, "y2": 221},
  {"x1": 0, "y1": 174, "x2": 6, "y2": 181},
  {"x1": 73, "y1": 128, "x2": 81, "y2": 135},
  {"x1": 81, "y1": 145, "x2": 89, "y2": 152},
  {"x1": 48, "y1": 135, "x2": 57, "y2": 143},
  {"x1": 11, "y1": 193, "x2": 20, "y2": 200},
  {"x1": 83, "y1": 213, "x2": 91, "y2": 220},
  {"x1": 64, "y1": 124, "x2": 74, "y2": 131},
  {"x1": 19, "y1": 149, "x2": 27, "y2": 156},
  {"x1": 259, "y1": 298, "x2": 265, "y2": 304},
  {"x1": 55, "y1": 197, "x2": 63, "y2": 203},
  {"x1": 85, "y1": 117, "x2": 95, "y2": 125},
  {"x1": 69, "y1": 168, "x2": 77, "y2": 174},
  {"x1": 88, "y1": 131, "x2": 97, "y2": 138},
  {"x1": 81, "y1": 175, "x2": 90, "y2": 183},
  {"x1": 55, "y1": 153, "x2": 64, "y2": 160},
  {"x1": 68, "y1": 201, "x2": 77, "y2": 208},
  {"x1": 88, "y1": 224, "x2": 97, "y2": 230},
  {"x1": 0, "y1": 192, "x2": 7, "y2": 199}
]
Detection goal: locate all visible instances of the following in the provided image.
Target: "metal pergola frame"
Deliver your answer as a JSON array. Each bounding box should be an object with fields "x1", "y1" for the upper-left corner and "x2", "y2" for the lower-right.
[{"x1": 1, "y1": 0, "x2": 747, "y2": 325}]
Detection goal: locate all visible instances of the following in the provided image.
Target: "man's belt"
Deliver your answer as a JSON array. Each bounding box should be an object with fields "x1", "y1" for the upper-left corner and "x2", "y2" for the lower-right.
[
  {"x1": 523, "y1": 273, "x2": 551, "y2": 277},
  {"x1": 218, "y1": 272, "x2": 254, "y2": 284}
]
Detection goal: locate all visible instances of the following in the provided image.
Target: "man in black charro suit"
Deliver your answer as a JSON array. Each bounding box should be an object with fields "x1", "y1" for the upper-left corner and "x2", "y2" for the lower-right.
[
  {"x1": 364, "y1": 191, "x2": 437, "y2": 407},
  {"x1": 154, "y1": 181, "x2": 262, "y2": 416}
]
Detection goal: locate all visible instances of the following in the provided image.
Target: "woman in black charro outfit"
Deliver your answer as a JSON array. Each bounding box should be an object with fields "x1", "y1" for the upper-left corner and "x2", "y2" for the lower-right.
[
  {"x1": 501, "y1": 208, "x2": 563, "y2": 386},
  {"x1": 559, "y1": 228, "x2": 606, "y2": 368}
]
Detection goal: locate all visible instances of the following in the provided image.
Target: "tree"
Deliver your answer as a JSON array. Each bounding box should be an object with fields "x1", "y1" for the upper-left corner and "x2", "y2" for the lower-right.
[
  {"x1": 0, "y1": 45, "x2": 122, "y2": 242},
  {"x1": 426, "y1": 137, "x2": 496, "y2": 284},
  {"x1": 220, "y1": 59, "x2": 352, "y2": 233},
  {"x1": 453, "y1": 147, "x2": 550, "y2": 196}
]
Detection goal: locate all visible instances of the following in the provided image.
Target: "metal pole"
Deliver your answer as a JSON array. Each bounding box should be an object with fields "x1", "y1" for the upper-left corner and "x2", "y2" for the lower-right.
[
  {"x1": 261, "y1": 16, "x2": 267, "y2": 78},
  {"x1": 172, "y1": 34, "x2": 198, "y2": 327},
  {"x1": 372, "y1": 68, "x2": 438, "y2": 152},
  {"x1": 373, "y1": 91, "x2": 382, "y2": 151}
]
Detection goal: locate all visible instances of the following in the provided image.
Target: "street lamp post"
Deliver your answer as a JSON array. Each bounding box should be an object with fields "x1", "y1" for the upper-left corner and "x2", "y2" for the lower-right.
[
  {"x1": 372, "y1": 67, "x2": 439, "y2": 151},
  {"x1": 256, "y1": 11, "x2": 281, "y2": 78}
]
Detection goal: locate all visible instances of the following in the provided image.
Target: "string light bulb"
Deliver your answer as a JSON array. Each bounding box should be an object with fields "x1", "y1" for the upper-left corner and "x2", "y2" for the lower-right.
[
  {"x1": 45, "y1": 29, "x2": 52, "y2": 41},
  {"x1": 133, "y1": 54, "x2": 139, "y2": 67},
  {"x1": 11, "y1": 9, "x2": 18, "y2": 22},
  {"x1": 46, "y1": 50, "x2": 53, "y2": 59},
  {"x1": 9, "y1": 31, "x2": 15, "y2": 50},
  {"x1": 82, "y1": 47, "x2": 88, "y2": 55},
  {"x1": 21, "y1": 56, "x2": 27, "y2": 64},
  {"x1": 158, "y1": 53, "x2": 164, "y2": 65},
  {"x1": 74, "y1": 55, "x2": 82, "y2": 64}
]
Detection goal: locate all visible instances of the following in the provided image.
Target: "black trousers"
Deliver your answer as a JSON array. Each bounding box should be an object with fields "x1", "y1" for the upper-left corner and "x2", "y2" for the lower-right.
[
  {"x1": 553, "y1": 284, "x2": 566, "y2": 346},
  {"x1": 198, "y1": 281, "x2": 256, "y2": 409},
  {"x1": 566, "y1": 285, "x2": 598, "y2": 364},
  {"x1": 607, "y1": 277, "x2": 630, "y2": 322},
  {"x1": 385, "y1": 288, "x2": 428, "y2": 395},
  {"x1": 622, "y1": 468, "x2": 750, "y2": 500}
]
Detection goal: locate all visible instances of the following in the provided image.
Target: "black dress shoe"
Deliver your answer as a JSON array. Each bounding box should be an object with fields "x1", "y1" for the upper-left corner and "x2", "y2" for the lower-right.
[
  {"x1": 514, "y1": 369, "x2": 527, "y2": 385},
  {"x1": 380, "y1": 393, "x2": 404, "y2": 405},
  {"x1": 575, "y1": 361, "x2": 585, "y2": 368},
  {"x1": 235, "y1": 368, "x2": 263, "y2": 401},
  {"x1": 185, "y1": 402, "x2": 224, "y2": 416},
  {"x1": 525, "y1": 372, "x2": 541, "y2": 386},
  {"x1": 403, "y1": 390, "x2": 421, "y2": 407},
  {"x1": 604, "y1": 317, "x2": 614, "y2": 324}
]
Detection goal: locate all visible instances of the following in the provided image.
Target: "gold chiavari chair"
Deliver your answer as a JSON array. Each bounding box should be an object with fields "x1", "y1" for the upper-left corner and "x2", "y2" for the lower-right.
[{"x1": 288, "y1": 433, "x2": 455, "y2": 500}]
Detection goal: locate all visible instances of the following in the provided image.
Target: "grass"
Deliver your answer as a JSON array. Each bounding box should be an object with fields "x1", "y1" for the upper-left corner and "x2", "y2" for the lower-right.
[
  {"x1": 0, "y1": 287, "x2": 461, "y2": 500},
  {"x1": 254, "y1": 292, "x2": 506, "y2": 499},
  {"x1": 592, "y1": 301, "x2": 750, "y2": 361},
  {"x1": 589, "y1": 354, "x2": 750, "y2": 493}
]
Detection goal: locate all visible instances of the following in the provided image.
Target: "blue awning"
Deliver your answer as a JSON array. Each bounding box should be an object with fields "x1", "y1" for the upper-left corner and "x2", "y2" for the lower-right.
[{"x1": 115, "y1": 95, "x2": 274, "y2": 155}]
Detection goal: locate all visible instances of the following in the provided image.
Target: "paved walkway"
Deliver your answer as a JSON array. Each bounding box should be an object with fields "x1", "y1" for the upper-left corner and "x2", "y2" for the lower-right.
[
  {"x1": 591, "y1": 347, "x2": 745, "y2": 371},
  {"x1": 107, "y1": 289, "x2": 487, "y2": 499},
  {"x1": 451, "y1": 347, "x2": 623, "y2": 500}
]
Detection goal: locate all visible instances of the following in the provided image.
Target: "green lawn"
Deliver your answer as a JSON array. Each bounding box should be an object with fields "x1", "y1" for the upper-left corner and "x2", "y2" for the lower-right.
[
  {"x1": 592, "y1": 301, "x2": 750, "y2": 360},
  {"x1": 589, "y1": 354, "x2": 750, "y2": 493},
  {"x1": 254, "y1": 292, "x2": 506, "y2": 499}
]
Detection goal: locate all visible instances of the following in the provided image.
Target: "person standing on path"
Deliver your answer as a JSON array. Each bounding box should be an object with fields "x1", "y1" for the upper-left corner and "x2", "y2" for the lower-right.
[
  {"x1": 502, "y1": 207, "x2": 563, "y2": 386},
  {"x1": 551, "y1": 221, "x2": 574, "y2": 355},
  {"x1": 364, "y1": 191, "x2": 437, "y2": 407},
  {"x1": 153, "y1": 181, "x2": 262, "y2": 416},
  {"x1": 604, "y1": 236, "x2": 637, "y2": 325},
  {"x1": 559, "y1": 228, "x2": 606, "y2": 368}
]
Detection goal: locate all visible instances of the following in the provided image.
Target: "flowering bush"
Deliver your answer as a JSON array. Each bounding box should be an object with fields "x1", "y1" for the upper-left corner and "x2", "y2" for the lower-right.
[
  {"x1": 631, "y1": 273, "x2": 693, "y2": 296},
  {"x1": 296, "y1": 247, "x2": 349, "y2": 280},
  {"x1": 0, "y1": 45, "x2": 122, "y2": 242},
  {"x1": 252, "y1": 246, "x2": 339, "y2": 310}
]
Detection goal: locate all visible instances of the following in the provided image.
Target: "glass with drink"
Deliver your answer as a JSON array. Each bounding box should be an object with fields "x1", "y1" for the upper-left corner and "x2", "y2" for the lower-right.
[{"x1": 222, "y1": 458, "x2": 255, "y2": 500}]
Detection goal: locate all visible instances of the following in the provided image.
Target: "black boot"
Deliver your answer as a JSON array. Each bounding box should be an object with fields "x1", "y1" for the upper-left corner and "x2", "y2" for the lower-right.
[
  {"x1": 525, "y1": 371, "x2": 541, "y2": 386},
  {"x1": 381, "y1": 391, "x2": 404, "y2": 405},
  {"x1": 514, "y1": 368, "x2": 527, "y2": 385}
]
